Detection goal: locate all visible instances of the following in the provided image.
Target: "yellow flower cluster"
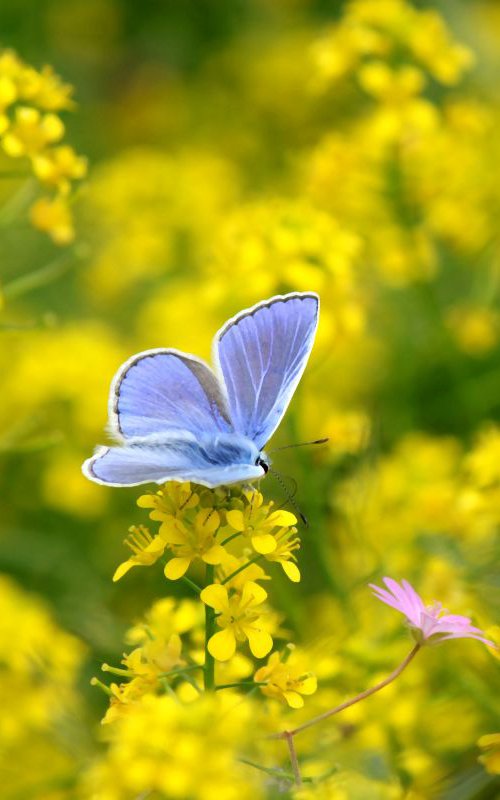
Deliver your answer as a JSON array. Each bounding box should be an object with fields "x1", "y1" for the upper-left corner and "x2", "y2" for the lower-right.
[
  {"x1": 93, "y1": 595, "x2": 203, "y2": 723},
  {"x1": 0, "y1": 575, "x2": 87, "y2": 796},
  {"x1": 0, "y1": 49, "x2": 86, "y2": 243},
  {"x1": 91, "y1": 582, "x2": 321, "y2": 795},
  {"x1": 85, "y1": 693, "x2": 264, "y2": 800},
  {"x1": 113, "y1": 483, "x2": 306, "y2": 670},
  {"x1": 312, "y1": 0, "x2": 473, "y2": 90},
  {"x1": 255, "y1": 647, "x2": 317, "y2": 709},
  {"x1": 478, "y1": 733, "x2": 500, "y2": 775}
]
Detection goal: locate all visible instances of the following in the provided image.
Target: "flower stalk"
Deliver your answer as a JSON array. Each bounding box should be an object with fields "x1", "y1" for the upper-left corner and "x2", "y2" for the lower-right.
[
  {"x1": 204, "y1": 563, "x2": 216, "y2": 691},
  {"x1": 272, "y1": 644, "x2": 421, "y2": 785},
  {"x1": 273, "y1": 644, "x2": 420, "y2": 743}
]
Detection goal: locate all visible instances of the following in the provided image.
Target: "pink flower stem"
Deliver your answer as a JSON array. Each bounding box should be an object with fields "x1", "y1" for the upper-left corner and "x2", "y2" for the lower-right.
[
  {"x1": 284, "y1": 730, "x2": 302, "y2": 786},
  {"x1": 273, "y1": 643, "x2": 420, "y2": 740}
]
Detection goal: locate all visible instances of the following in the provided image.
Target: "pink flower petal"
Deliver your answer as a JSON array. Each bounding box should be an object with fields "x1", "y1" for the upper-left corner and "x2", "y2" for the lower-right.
[
  {"x1": 383, "y1": 578, "x2": 421, "y2": 625},
  {"x1": 401, "y1": 579, "x2": 426, "y2": 622},
  {"x1": 369, "y1": 576, "x2": 495, "y2": 650}
]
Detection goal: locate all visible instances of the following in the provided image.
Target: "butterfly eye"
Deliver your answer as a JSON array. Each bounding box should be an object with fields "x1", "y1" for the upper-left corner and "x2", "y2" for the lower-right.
[{"x1": 256, "y1": 457, "x2": 269, "y2": 474}]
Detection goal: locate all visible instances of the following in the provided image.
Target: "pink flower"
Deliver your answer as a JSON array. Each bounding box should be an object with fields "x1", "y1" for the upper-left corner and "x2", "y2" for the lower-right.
[{"x1": 370, "y1": 577, "x2": 495, "y2": 647}]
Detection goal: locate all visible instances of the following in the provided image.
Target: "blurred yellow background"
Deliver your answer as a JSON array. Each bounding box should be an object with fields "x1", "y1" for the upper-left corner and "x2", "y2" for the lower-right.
[{"x1": 1, "y1": 1, "x2": 499, "y2": 797}]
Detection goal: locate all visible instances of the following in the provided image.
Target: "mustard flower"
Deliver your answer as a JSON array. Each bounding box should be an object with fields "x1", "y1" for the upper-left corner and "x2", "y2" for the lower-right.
[
  {"x1": 137, "y1": 481, "x2": 199, "y2": 522},
  {"x1": 32, "y1": 145, "x2": 87, "y2": 194},
  {"x1": 124, "y1": 632, "x2": 184, "y2": 677},
  {"x1": 0, "y1": 73, "x2": 16, "y2": 133},
  {"x1": 162, "y1": 508, "x2": 226, "y2": 580},
  {"x1": 200, "y1": 581, "x2": 273, "y2": 660},
  {"x1": 264, "y1": 527, "x2": 301, "y2": 582},
  {"x1": 126, "y1": 597, "x2": 203, "y2": 645},
  {"x1": 478, "y1": 733, "x2": 500, "y2": 775},
  {"x1": 18, "y1": 63, "x2": 74, "y2": 111},
  {"x1": 113, "y1": 525, "x2": 166, "y2": 582},
  {"x1": 226, "y1": 490, "x2": 297, "y2": 554},
  {"x1": 86, "y1": 693, "x2": 262, "y2": 800},
  {"x1": 2, "y1": 105, "x2": 64, "y2": 157},
  {"x1": 254, "y1": 650, "x2": 317, "y2": 708},
  {"x1": 218, "y1": 553, "x2": 270, "y2": 591},
  {"x1": 29, "y1": 195, "x2": 75, "y2": 245},
  {"x1": 371, "y1": 578, "x2": 495, "y2": 646}
]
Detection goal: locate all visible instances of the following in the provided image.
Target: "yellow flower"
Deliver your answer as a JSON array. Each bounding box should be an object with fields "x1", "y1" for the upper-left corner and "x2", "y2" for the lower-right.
[
  {"x1": 218, "y1": 553, "x2": 270, "y2": 591},
  {"x1": 2, "y1": 105, "x2": 64, "y2": 157},
  {"x1": 200, "y1": 581, "x2": 273, "y2": 660},
  {"x1": 137, "y1": 481, "x2": 199, "y2": 523},
  {"x1": 478, "y1": 733, "x2": 500, "y2": 775},
  {"x1": 18, "y1": 64, "x2": 74, "y2": 111},
  {"x1": 254, "y1": 650, "x2": 317, "y2": 708},
  {"x1": 465, "y1": 427, "x2": 500, "y2": 488},
  {"x1": 113, "y1": 525, "x2": 166, "y2": 582},
  {"x1": 264, "y1": 527, "x2": 301, "y2": 582},
  {"x1": 29, "y1": 195, "x2": 75, "y2": 244},
  {"x1": 125, "y1": 597, "x2": 203, "y2": 645},
  {"x1": 123, "y1": 633, "x2": 184, "y2": 677},
  {"x1": 226, "y1": 490, "x2": 297, "y2": 554},
  {"x1": 32, "y1": 145, "x2": 87, "y2": 193},
  {"x1": 162, "y1": 508, "x2": 226, "y2": 580},
  {"x1": 358, "y1": 62, "x2": 425, "y2": 101},
  {"x1": 0, "y1": 74, "x2": 16, "y2": 133},
  {"x1": 446, "y1": 305, "x2": 499, "y2": 356}
]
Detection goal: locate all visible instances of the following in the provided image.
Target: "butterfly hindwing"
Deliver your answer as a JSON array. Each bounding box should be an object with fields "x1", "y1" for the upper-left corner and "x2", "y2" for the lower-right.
[
  {"x1": 214, "y1": 292, "x2": 319, "y2": 449},
  {"x1": 83, "y1": 432, "x2": 265, "y2": 488},
  {"x1": 109, "y1": 348, "x2": 232, "y2": 439}
]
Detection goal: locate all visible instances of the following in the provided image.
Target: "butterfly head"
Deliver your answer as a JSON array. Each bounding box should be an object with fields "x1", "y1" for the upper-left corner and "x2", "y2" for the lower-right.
[{"x1": 256, "y1": 453, "x2": 270, "y2": 473}]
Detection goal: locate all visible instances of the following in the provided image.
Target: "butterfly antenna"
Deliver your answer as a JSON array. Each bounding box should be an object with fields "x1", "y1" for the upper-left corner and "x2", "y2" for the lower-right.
[
  {"x1": 268, "y1": 467, "x2": 308, "y2": 527},
  {"x1": 269, "y1": 437, "x2": 329, "y2": 453}
]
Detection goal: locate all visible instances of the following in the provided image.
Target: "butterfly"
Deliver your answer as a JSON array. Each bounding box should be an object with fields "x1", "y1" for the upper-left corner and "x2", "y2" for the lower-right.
[{"x1": 82, "y1": 291, "x2": 319, "y2": 489}]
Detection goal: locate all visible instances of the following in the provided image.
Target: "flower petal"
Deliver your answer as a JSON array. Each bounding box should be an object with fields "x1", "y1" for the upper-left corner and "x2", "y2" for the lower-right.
[
  {"x1": 281, "y1": 561, "x2": 301, "y2": 582},
  {"x1": 164, "y1": 557, "x2": 191, "y2": 580},
  {"x1": 246, "y1": 627, "x2": 273, "y2": 658},
  {"x1": 300, "y1": 675, "x2": 317, "y2": 695},
  {"x1": 208, "y1": 628, "x2": 236, "y2": 661},
  {"x1": 159, "y1": 521, "x2": 186, "y2": 544},
  {"x1": 241, "y1": 580, "x2": 268, "y2": 606},
  {"x1": 136, "y1": 494, "x2": 156, "y2": 508},
  {"x1": 202, "y1": 544, "x2": 226, "y2": 565},
  {"x1": 283, "y1": 691, "x2": 304, "y2": 709},
  {"x1": 251, "y1": 534, "x2": 277, "y2": 554},
  {"x1": 200, "y1": 583, "x2": 229, "y2": 612},
  {"x1": 198, "y1": 508, "x2": 220, "y2": 534},
  {"x1": 112, "y1": 560, "x2": 135, "y2": 582},
  {"x1": 226, "y1": 509, "x2": 246, "y2": 532},
  {"x1": 267, "y1": 510, "x2": 297, "y2": 527}
]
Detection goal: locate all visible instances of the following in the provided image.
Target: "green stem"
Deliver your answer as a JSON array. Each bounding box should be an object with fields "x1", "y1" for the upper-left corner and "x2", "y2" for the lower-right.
[
  {"x1": 159, "y1": 664, "x2": 204, "y2": 679},
  {"x1": 220, "y1": 531, "x2": 242, "y2": 546},
  {"x1": 181, "y1": 575, "x2": 202, "y2": 594},
  {"x1": 238, "y1": 757, "x2": 299, "y2": 782},
  {"x1": 221, "y1": 554, "x2": 263, "y2": 585},
  {"x1": 215, "y1": 681, "x2": 266, "y2": 690},
  {"x1": 204, "y1": 564, "x2": 215, "y2": 691},
  {"x1": 2, "y1": 250, "x2": 77, "y2": 301}
]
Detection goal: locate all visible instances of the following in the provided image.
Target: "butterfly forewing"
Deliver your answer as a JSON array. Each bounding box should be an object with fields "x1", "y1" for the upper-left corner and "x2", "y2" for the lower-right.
[
  {"x1": 110, "y1": 348, "x2": 232, "y2": 439},
  {"x1": 214, "y1": 293, "x2": 319, "y2": 450}
]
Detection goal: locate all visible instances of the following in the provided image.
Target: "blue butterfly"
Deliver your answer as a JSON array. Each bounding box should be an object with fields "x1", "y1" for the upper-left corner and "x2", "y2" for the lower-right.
[{"x1": 82, "y1": 292, "x2": 319, "y2": 488}]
